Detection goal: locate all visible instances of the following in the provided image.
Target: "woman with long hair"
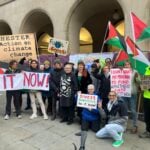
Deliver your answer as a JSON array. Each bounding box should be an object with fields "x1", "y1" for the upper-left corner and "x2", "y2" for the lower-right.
[{"x1": 75, "y1": 61, "x2": 92, "y2": 121}]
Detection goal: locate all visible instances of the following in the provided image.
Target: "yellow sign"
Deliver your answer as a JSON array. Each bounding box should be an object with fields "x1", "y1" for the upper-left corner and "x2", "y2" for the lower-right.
[{"x1": 0, "y1": 33, "x2": 37, "y2": 62}]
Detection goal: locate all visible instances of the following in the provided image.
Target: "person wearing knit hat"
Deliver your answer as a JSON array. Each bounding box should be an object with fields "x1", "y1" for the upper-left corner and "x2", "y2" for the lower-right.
[
  {"x1": 54, "y1": 59, "x2": 61, "y2": 65},
  {"x1": 44, "y1": 60, "x2": 50, "y2": 65}
]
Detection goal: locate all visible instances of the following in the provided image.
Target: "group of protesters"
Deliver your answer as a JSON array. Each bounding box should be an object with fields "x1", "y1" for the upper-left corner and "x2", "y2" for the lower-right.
[{"x1": 0, "y1": 56, "x2": 150, "y2": 150}]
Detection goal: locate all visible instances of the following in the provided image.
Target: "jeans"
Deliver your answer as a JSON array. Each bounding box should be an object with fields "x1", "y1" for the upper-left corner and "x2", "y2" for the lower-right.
[
  {"x1": 96, "y1": 124, "x2": 124, "y2": 141},
  {"x1": 122, "y1": 94, "x2": 138, "y2": 127}
]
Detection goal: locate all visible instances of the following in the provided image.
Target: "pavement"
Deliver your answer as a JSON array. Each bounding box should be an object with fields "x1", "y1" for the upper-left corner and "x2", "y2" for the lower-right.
[{"x1": 0, "y1": 92, "x2": 149, "y2": 150}]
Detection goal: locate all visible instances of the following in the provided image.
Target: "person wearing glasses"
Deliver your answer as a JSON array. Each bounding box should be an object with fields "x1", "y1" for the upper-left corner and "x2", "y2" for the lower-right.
[{"x1": 96, "y1": 91, "x2": 128, "y2": 148}]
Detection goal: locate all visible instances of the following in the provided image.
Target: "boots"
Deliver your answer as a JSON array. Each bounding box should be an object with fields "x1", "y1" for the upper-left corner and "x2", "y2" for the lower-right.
[
  {"x1": 51, "y1": 114, "x2": 56, "y2": 120},
  {"x1": 79, "y1": 146, "x2": 85, "y2": 150}
]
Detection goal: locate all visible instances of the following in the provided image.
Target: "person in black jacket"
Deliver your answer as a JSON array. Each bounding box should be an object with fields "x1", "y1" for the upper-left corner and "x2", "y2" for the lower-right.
[
  {"x1": 92, "y1": 65, "x2": 111, "y2": 109},
  {"x1": 96, "y1": 91, "x2": 128, "y2": 148},
  {"x1": 50, "y1": 59, "x2": 64, "y2": 120},
  {"x1": 75, "y1": 61, "x2": 92, "y2": 121},
  {"x1": 59, "y1": 62, "x2": 78, "y2": 125},
  {"x1": 4, "y1": 60, "x2": 22, "y2": 120}
]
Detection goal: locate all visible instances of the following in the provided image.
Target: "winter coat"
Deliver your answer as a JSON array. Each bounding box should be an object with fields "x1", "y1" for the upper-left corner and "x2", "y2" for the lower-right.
[
  {"x1": 75, "y1": 70, "x2": 92, "y2": 93},
  {"x1": 93, "y1": 72, "x2": 110, "y2": 99},
  {"x1": 60, "y1": 73, "x2": 78, "y2": 107},
  {"x1": 82, "y1": 94, "x2": 101, "y2": 121},
  {"x1": 50, "y1": 68, "x2": 64, "y2": 93},
  {"x1": 99, "y1": 99, "x2": 128, "y2": 130}
]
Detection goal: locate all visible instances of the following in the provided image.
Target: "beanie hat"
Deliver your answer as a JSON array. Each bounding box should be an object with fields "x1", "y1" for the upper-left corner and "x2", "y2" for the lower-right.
[
  {"x1": 44, "y1": 60, "x2": 50, "y2": 65},
  {"x1": 54, "y1": 59, "x2": 61, "y2": 64}
]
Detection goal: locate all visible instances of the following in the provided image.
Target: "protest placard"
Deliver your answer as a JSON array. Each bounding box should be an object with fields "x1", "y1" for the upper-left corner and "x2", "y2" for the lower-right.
[
  {"x1": 48, "y1": 38, "x2": 69, "y2": 56},
  {"x1": 0, "y1": 33, "x2": 37, "y2": 61},
  {"x1": 0, "y1": 72, "x2": 49, "y2": 91},
  {"x1": 140, "y1": 75, "x2": 150, "y2": 90},
  {"x1": 110, "y1": 68, "x2": 132, "y2": 97},
  {"x1": 77, "y1": 93, "x2": 98, "y2": 109}
]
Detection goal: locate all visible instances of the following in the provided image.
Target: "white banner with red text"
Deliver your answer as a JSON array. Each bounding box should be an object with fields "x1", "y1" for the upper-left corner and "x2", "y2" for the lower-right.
[{"x1": 0, "y1": 72, "x2": 49, "y2": 91}]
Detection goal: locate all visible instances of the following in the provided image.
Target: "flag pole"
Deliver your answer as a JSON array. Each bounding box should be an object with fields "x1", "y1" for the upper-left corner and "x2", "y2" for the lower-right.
[
  {"x1": 34, "y1": 33, "x2": 41, "y2": 64},
  {"x1": 130, "y1": 12, "x2": 142, "y2": 118},
  {"x1": 130, "y1": 12, "x2": 137, "y2": 68},
  {"x1": 112, "y1": 49, "x2": 121, "y2": 67},
  {"x1": 100, "y1": 21, "x2": 109, "y2": 54}
]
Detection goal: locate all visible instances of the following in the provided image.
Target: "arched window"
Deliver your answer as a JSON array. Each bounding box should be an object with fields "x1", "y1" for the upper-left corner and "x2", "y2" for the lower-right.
[
  {"x1": 38, "y1": 33, "x2": 51, "y2": 54},
  {"x1": 79, "y1": 27, "x2": 93, "y2": 53}
]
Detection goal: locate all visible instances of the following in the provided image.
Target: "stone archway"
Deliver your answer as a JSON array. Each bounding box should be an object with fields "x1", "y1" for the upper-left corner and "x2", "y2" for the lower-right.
[
  {"x1": 66, "y1": 0, "x2": 124, "y2": 54},
  {"x1": 19, "y1": 9, "x2": 53, "y2": 54},
  {"x1": 0, "y1": 21, "x2": 12, "y2": 35}
]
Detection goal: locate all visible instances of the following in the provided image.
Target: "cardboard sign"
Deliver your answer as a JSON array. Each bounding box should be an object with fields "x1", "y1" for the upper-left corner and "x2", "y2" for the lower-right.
[
  {"x1": 111, "y1": 68, "x2": 132, "y2": 97},
  {"x1": 48, "y1": 38, "x2": 69, "y2": 56},
  {"x1": 0, "y1": 72, "x2": 49, "y2": 91},
  {"x1": 77, "y1": 94, "x2": 98, "y2": 109},
  {"x1": 140, "y1": 75, "x2": 150, "y2": 90},
  {"x1": 0, "y1": 33, "x2": 37, "y2": 61}
]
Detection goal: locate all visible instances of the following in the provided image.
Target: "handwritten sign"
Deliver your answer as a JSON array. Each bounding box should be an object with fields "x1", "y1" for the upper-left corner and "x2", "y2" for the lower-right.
[
  {"x1": 0, "y1": 33, "x2": 37, "y2": 61},
  {"x1": 111, "y1": 68, "x2": 132, "y2": 97},
  {"x1": 77, "y1": 94, "x2": 98, "y2": 109},
  {"x1": 48, "y1": 38, "x2": 69, "y2": 56},
  {"x1": 140, "y1": 75, "x2": 150, "y2": 90},
  {"x1": 0, "y1": 72, "x2": 49, "y2": 91}
]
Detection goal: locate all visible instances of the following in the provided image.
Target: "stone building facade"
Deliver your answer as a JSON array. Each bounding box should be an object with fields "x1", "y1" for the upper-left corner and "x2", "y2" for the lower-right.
[{"x1": 0, "y1": 0, "x2": 150, "y2": 54}]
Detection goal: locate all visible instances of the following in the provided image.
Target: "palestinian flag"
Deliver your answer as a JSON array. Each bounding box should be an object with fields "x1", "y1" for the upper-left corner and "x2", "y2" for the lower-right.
[
  {"x1": 126, "y1": 36, "x2": 150, "y2": 74},
  {"x1": 114, "y1": 50, "x2": 128, "y2": 64},
  {"x1": 105, "y1": 21, "x2": 125, "y2": 50},
  {"x1": 131, "y1": 12, "x2": 150, "y2": 42},
  {"x1": 115, "y1": 36, "x2": 150, "y2": 75}
]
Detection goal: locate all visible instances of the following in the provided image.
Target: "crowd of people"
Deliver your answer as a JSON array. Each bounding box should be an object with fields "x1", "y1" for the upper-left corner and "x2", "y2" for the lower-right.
[{"x1": 0, "y1": 57, "x2": 150, "y2": 150}]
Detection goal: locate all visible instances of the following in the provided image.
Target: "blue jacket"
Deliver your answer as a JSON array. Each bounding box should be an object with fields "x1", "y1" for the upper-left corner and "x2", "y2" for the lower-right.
[{"x1": 82, "y1": 94, "x2": 101, "y2": 121}]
